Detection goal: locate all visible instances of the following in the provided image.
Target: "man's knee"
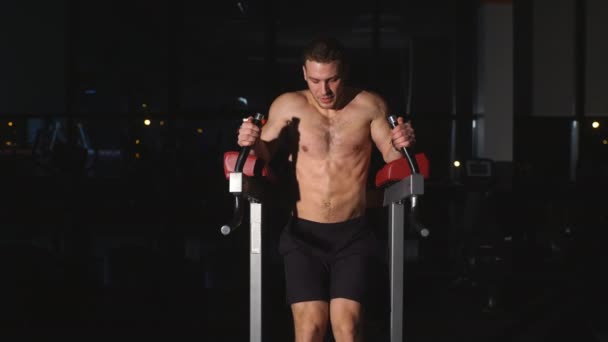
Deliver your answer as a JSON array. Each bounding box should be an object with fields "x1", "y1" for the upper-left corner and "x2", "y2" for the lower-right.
[
  {"x1": 331, "y1": 316, "x2": 361, "y2": 341},
  {"x1": 330, "y1": 298, "x2": 363, "y2": 341},
  {"x1": 292, "y1": 301, "x2": 329, "y2": 340}
]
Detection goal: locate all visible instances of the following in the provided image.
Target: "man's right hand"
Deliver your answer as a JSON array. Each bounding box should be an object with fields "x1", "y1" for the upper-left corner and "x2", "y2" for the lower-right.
[{"x1": 237, "y1": 116, "x2": 261, "y2": 147}]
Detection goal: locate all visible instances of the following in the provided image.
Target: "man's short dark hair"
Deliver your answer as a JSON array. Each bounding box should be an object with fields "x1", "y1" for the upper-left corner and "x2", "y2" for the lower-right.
[{"x1": 301, "y1": 36, "x2": 347, "y2": 66}]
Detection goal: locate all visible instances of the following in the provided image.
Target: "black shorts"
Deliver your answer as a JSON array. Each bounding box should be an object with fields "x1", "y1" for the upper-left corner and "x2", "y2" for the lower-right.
[{"x1": 279, "y1": 216, "x2": 381, "y2": 305}]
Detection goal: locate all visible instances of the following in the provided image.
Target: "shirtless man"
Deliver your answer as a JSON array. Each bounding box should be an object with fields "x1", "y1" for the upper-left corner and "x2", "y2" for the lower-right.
[{"x1": 237, "y1": 36, "x2": 415, "y2": 342}]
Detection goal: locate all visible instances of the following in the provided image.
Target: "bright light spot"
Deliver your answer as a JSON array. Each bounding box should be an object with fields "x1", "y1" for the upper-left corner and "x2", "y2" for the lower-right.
[
  {"x1": 144, "y1": 119, "x2": 151, "y2": 126},
  {"x1": 603, "y1": 139, "x2": 608, "y2": 145},
  {"x1": 5, "y1": 141, "x2": 12, "y2": 146},
  {"x1": 7, "y1": 121, "x2": 13, "y2": 127},
  {"x1": 141, "y1": 103, "x2": 148, "y2": 109},
  {"x1": 135, "y1": 139, "x2": 140, "y2": 145},
  {"x1": 237, "y1": 97, "x2": 248, "y2": 106},
  {"x1": 472, "y1": 120, "x2": 476, "y2": 129},
  {"x1": 159, "y1": 120, "x2": 165, "y2": 126},
  {"x1": 592, "y1": 121, "x2": 600, "y2": 129},
  {"x1": 453, "y1": 160, "x2": 461, "y2": 168},
  {"x1": 135, "y1": 152, "x2": 141, "y2": 159},
  {"x1": 197, "y1": 128, "x2": 203, "y2": 134}
]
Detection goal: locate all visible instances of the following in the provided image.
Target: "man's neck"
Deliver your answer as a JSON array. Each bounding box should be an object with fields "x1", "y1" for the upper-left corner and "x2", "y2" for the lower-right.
[{"x1": 304, "y1": 91, "x2": 340, "y2": 118}]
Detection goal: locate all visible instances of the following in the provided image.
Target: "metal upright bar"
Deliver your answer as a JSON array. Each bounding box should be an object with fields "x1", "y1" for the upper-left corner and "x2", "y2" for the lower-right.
[
  {"x1": 250, "y1": 201, "x2": 263, "y2": 342},
  {"x1": 382, "y1": 173, "x2": 425, "y2": 342},
  {"x1": 389, "y1": 201, "x2": 405, "y2": 342},
  {"x1": 223, "y1": 171, "x2": 265, "y2": 342}
]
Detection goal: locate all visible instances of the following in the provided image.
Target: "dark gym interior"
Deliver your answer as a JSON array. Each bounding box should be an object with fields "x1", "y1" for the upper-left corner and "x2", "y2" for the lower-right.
[{"x1": 1, "y1": 0, "x2": 607, "y2": 340}]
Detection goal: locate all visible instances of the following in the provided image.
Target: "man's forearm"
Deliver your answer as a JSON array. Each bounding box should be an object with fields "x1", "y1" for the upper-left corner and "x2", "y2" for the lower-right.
[
  {"x1": 386, "y1": 147, "x2": 403, "y2": 163},
  {"x1": 383, "y1": 141, "x2": 404, "y2": 163},
  {"x1": 252, "y1": 140, "x2": 275, "y2": 163}
]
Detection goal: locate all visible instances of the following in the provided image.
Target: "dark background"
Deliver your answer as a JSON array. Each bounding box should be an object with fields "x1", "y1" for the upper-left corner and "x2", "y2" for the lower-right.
[{"x1": 0, "y1": 0, "x2": 606, "y2": 340}]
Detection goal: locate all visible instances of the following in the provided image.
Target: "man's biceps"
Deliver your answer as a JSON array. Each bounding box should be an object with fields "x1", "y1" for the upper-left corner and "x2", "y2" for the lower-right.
[{"x1": 260, "y1": 128, "x2": 280, "y2": 140}]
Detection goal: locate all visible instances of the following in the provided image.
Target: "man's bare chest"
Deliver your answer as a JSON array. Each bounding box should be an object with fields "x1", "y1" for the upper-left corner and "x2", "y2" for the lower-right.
[{"x1": 287, "y1": 112, "x2": 372, "y2": 157}]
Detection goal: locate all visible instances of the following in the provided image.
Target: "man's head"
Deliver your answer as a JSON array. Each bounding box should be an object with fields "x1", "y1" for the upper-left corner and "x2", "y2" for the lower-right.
[
  {"x1": 301, "y1": 36, "x2": 347, "y2": 67},
  {"x1": 301, "y1": 36, "x2": 349, "y2": 109}
]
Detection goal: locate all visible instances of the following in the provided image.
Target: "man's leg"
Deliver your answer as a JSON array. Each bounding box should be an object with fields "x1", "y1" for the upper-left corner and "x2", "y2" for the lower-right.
[
  {"x1": 291, "y1": 300, "x2": 329, "y2": 342},
  {"x1": 328, "y1": 249, "x2": 377, "y2": 342},
  {"x1": 329, "y1": 298, "x2": 363, "y2": 342},
  {"x1": 283, "y1": 249, "x2": 331, "y2": 342}
]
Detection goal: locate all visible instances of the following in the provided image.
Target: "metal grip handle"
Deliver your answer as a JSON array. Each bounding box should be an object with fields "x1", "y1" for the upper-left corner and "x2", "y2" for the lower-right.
[
  {"x1": 387, "y1": 115, "x2": 419, "y2": 174},
  {"x1": 221, "y1": 113, "x2": 265, "y2": 236},
  {"x1": 387, "y1": 115, "x2": 428, "y2": 238},
  {"x1": 234, "y1": 113, "x2": 265, "y2": 173}
]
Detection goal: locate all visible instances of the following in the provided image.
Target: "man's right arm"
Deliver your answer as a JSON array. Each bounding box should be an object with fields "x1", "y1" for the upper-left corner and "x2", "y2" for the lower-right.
[{"x1": 237, "y1": 93, "x2": 293, "y2": 163}]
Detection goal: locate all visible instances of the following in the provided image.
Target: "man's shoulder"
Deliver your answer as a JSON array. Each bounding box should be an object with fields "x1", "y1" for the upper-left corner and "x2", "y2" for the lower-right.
[
  {"x1": 352, "y1": 89, "x2": 385, "y2": 104},
  {"x1": 270, "y1": 90, "x2": 308, "y2": 111},
  {"x1": 274, "y1": 90, "x2": 308, "y2": 103},
  {"x1": 349, "y1": 89, "x2": 387, "y2": 114},
  {"x1": 267, "y1": 90, "x2": 309, "y2": 120}
]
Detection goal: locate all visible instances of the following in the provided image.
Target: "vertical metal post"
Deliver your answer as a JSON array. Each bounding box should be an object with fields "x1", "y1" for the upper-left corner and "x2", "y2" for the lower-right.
[
  {"x1": 570, "y1": 120, "x2": 579, "y2": 182},
  {"x1": 250, "y1": 202, "x2": 263, "y2": 342},
  {"x1": 450, "y1": 41, "x2": 459, "y2": 182},
  {"x1": 389, "y1": 202, "x2": 405, "y2": 342},
  {"x1": 572, "y1": 0, "x2": 586, "y2": 182},
  {"x1": 450, "y1": 118, "x2": 458, "y2": 181}
]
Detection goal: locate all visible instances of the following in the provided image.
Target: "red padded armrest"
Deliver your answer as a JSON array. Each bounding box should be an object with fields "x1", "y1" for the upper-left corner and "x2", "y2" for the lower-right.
[
  {"x1": 223, "y1": 151, "x2": 273, "y2": 180},
  {"x1": 375, "y1": 153, "x2": 430, "y2": 188}
]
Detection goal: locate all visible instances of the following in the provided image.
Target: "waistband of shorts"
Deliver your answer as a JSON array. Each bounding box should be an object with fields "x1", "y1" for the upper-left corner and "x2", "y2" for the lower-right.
[{"x1": 290, "y1": 215, "x2": 367, "y2": 229}]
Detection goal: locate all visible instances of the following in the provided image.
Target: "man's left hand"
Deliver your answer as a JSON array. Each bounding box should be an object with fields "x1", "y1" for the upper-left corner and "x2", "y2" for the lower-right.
[{"x1": 390, "y1": 116, "x2": 416, "y2": 150}]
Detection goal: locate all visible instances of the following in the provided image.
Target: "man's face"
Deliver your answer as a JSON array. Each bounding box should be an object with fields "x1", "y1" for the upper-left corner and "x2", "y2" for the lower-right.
[{"x1": 302, "y1": 60, "x2": 344, "y2": 109}]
